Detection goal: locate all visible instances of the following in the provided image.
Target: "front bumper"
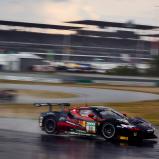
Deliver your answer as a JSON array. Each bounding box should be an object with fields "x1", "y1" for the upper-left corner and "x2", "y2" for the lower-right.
[
  {"x1": 39, "y1": 116, "x2": 44, "y2": 130},
  {"x1": 117, "y1": 127, "x2": 157, "y2": 140}
]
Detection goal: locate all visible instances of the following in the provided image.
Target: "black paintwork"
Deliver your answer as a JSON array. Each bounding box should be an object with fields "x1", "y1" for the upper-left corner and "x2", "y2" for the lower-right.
[{"x1": 39, "y1": 106, "x2": 157, "y2": 140}]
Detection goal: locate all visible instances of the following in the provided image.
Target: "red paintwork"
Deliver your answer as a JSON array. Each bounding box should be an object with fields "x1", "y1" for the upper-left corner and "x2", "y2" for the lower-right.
[
  {"x1": 57, "y1": 121, "x2": 78, "y2": 131},
  {"x1": 70, "y1": 108, "x2": 94, "y2": 121},
  {"x1": 129, "y1": 127, "x2": 141, "y2": 131},
  {"x1": 56, "y1": 107, "x2": 96, "y2": 132}
]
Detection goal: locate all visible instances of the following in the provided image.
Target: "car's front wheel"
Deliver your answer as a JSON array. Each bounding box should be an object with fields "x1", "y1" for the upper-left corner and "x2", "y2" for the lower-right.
[
  {"x1": 44, "y1": 117, "x2": 57, "y2": 134},
  {"x1": 101, "y1": 123, "x2": 116, "y2": 140}
]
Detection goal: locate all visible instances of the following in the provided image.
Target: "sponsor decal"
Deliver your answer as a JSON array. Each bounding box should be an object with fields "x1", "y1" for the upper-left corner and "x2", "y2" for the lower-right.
[
  {"x1": 119, "y1": 136, "x2": 128, "y2": 140},
  {"x1": 79, "y1": 121, "x2": 86, "y2": 127},
  {"x1": 66, "y1": 121, "x2": 78, "y2": 126},
  {"x1": 86, "y1": 122, "x2": 96, "y2": 133}
]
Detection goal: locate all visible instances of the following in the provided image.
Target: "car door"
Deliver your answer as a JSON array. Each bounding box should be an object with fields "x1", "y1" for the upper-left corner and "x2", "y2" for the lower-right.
[{"x1": 78, "y1": 108, "x2": 97, "y2": 134}]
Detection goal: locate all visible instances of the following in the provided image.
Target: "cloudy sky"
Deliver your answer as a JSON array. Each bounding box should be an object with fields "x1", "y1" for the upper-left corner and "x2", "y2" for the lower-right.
[{"x1": 0, "y1": 0, "x2": 159, "y2": 26}]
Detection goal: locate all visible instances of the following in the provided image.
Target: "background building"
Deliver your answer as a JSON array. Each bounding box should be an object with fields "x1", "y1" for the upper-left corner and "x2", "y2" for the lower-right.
[{"x1": 0, "y1": 19, "x2": 159, "y2": 71}]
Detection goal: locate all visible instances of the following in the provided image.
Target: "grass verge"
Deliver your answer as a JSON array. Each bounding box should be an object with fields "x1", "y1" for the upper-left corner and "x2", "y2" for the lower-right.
[{"x1": 18, "y1": 89, "x2": 78, "y2": 99}]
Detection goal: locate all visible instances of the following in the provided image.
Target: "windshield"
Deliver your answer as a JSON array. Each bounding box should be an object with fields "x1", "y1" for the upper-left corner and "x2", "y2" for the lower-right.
[{"x1": 96, "y1": 109, "x2": 125, "y2": 119}]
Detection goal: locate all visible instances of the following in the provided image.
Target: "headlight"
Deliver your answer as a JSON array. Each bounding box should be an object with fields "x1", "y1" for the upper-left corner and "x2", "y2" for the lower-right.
[
  {"x1": 39, "y1": 116, "x2": 43, "y2": 122},
  {"x1": 40, "y1": 116, "x2": 43, "y2": 119},
  {"x1": 117, "y1": 119, "x2": 129, "y2": 124},
  {"x1": 120, "y1": 124, "x2": 141, "y2": 131},
  {"x1": 120, "y1": 124, "x2": 134, "y2": 129}
]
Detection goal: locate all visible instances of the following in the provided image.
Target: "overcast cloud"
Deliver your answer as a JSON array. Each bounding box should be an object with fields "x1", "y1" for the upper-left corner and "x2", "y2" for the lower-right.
[{"x1": 0, "y1": 0, "x2": 159, "y2": 25}]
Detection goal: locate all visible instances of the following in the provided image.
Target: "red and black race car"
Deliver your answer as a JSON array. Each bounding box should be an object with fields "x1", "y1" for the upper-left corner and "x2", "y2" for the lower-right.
[
  {"x1": 35, "y1": 103, "x2": 157, "y2": 141},
  {"x1": 0, "y1": 89, "x2": 17, "y2": 102}
]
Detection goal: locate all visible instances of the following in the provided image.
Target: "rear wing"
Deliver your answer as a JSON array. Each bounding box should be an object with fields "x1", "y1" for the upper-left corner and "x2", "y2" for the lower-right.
[{"x1": 34, "y1": 103, "x2": 71, "y2": 111}]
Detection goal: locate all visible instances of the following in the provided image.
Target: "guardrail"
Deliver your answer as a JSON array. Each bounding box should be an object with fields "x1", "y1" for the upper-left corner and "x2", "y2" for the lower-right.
[{"x1": 0, "y1": 74, "x2": 158, "y2": 87}]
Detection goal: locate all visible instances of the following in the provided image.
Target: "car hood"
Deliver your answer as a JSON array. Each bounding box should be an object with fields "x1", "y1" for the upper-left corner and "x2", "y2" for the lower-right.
[{"x1": 128, "y1": 117, "x2": 155, "y2": 131}]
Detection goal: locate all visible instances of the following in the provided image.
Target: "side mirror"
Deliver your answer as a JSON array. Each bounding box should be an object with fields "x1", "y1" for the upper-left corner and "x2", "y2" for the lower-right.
[
  {"x1": 123, "y1": 113, "x2": 127, "y2": 117},
  {"x1": 88, "y1": 113, "x2": 95, "y2": 118}
]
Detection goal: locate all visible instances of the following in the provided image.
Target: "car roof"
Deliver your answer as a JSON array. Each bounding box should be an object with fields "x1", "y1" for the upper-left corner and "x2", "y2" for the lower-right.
[
  {"x1": 91, "y1": 106, "x2": 112, "y2": 110},
  {"x1": 78, "y1": 106, "x2": 111, "y2": 110}
]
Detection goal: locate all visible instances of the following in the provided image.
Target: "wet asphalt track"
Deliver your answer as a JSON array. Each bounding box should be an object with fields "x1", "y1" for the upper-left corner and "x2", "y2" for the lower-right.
[
  {"x1": 0, "y1": 83, "x2": 159, "y2": 103},
  {"x1": 0, "y1": 118, "x2": 158, "y2": 159}
]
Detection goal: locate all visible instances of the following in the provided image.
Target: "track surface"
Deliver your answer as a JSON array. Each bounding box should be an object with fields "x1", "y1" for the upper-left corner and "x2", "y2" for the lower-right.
[
  {"x1": 0, "y1": 83, "x2": 159, "y2": 103},
  {"x1": 0, "y1": 118, "x2": 158, "y2": 159}
]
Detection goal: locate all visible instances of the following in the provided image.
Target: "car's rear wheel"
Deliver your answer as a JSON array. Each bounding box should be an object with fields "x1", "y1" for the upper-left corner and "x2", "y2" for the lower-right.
[
  {"x1": 101, "y1": 123, "x2": 116, "y2": 140},
  {"x1": 44, "y1": 117, "x2": 57, "y2": 134}
]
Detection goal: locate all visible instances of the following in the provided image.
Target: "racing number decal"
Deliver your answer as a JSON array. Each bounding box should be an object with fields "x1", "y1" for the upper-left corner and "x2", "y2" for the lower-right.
[{"x1": 86, "y1": 122, "x2": 96, "y2": 133}]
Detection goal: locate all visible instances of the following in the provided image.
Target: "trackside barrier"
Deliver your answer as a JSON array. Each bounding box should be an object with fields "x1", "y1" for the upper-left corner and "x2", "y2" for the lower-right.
[
  {"x1": 155, "y1": 81, "x2": 159, "y2": 87},
  {"x1": 0, "y1": 75, "x2": 157, "y2": 86},
  {"x1": 93, "y1": 80, "x2": 156, "y2": 87},
  {"x1": 76, "y1": 79, "x2": 93, "y2": 84},
  {"x1": 0, "y1": 75, "x2": 63, "y2": 83}
]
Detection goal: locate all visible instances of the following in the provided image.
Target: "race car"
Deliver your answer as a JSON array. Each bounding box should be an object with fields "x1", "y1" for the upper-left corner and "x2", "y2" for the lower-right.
[
  {"x1": 0, "y1": 89, "x2": 17, "y2": 102},
  {"x1": 35, "y1": 103, "x2": 157, "y2": 141}
]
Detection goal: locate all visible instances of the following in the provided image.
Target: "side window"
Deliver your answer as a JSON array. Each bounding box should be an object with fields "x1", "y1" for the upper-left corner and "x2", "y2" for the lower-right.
[
  {"x1": 67, "y1": 112, "x2": 75, "y2": 119},
  {"x1": 100, "y1": 110, "x2": 113, "y2": 118},
  {"x1": 79, "y1": 109, "x2": 93, "y2": 117}
]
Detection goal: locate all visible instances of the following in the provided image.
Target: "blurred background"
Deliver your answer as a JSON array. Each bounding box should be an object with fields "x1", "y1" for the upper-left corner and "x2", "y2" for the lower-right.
[
  {"x1": 0, "y1": 19, "x2": 159, "y2": 83},
  {"x1": 0, "y1": 18, "x2": 158, "y2": 74},
  {"x1": 0, "y1": 0, "x2": 159, "y2": 85}
]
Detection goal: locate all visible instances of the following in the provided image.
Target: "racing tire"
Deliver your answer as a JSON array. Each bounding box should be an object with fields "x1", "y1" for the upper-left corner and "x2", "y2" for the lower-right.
[
  {"x1": 44, "y1": 117, "x2": 57, "y2": 134},
  {"x1": 101, "y1": 123, "x2": 116, "y2": 141}
]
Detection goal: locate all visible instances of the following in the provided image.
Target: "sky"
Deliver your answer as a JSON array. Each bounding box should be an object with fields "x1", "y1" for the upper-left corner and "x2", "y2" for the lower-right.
[{"x1": 0, "y1": 0, "x2": 159, "y2": 26}]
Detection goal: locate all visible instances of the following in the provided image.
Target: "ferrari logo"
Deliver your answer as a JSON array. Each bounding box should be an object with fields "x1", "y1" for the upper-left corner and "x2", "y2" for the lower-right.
[{"x1": 79, "y1": 121, "x2": 86, "y2": 127}]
